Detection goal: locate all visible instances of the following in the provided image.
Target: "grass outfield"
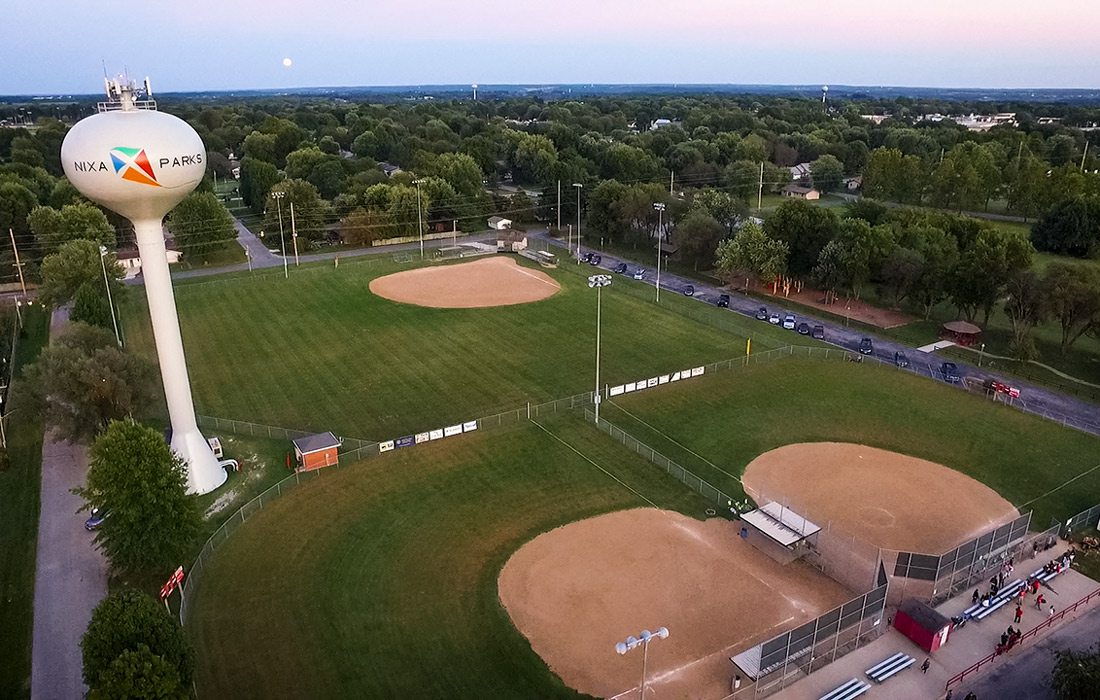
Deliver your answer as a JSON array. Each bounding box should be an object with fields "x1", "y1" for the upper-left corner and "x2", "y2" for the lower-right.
[
  {"x1": 120, "y1": 256, "x2": 796, "y2": 439},
  {"x1": 602, "y1": 358, "x2": 1100, "y2": 526},
  {"x1": 187, "y1": 415, "x2": 707, "y2": 698}
]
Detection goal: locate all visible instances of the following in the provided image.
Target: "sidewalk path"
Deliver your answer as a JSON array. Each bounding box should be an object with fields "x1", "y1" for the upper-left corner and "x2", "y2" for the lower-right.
[{"x1": 30, "y1": 307, "x2": 108, "y2": 700}]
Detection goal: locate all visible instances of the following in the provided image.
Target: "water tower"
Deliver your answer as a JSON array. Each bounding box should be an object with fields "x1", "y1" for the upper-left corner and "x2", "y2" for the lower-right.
[
  {"x1": 61, "y1": 77, "x2": 227, "y2": 495},
  {"x1": 472, "y1": 83, "x2": 478, "y2": 101}
]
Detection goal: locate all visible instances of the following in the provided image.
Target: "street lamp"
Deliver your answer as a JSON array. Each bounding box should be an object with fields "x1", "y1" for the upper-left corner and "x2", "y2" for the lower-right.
[
  {"x1": 98, "y1": 245, "x2": 121, "y2": 347},
  {"x1": 653, "y1": 202, "x2": 666, "y2": 303},
  {"x1": 273, "y1": 191, "x2": 288, "y2": 279},
  {"x1": 615, "y1": 627, "x2": 669, "y2": 699},
  {"x1": 979, "y1": 342, "x2": 986, "y2": 368},
  {"x1": 573, "y1": 182, "x2": 583, "y2": 258},
  {"x1": 413, "y1": 178, "x2": 426, "y2": 259},
  {"x1": 588, "y1": 274, "x2": 612, "y2": 423}
]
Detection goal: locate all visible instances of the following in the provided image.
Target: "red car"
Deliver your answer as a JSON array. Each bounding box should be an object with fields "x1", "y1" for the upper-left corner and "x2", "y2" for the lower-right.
[{"x1": 989, "y1": 380, "x2": 1021, "y2": 398}]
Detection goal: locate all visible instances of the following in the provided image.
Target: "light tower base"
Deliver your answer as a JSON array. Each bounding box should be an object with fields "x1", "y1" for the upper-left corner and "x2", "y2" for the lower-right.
[{"x1": 172, "y1": 428, "x2": 227, "y2": 495}]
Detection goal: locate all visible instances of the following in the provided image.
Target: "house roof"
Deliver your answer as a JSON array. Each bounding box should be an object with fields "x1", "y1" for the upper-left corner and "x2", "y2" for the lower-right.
[
  {"x1": 379, "y1": 162, "x2": 402, "y2": 174},
  {"x1": 943, "y1": 320, "x2": 981, "y2": 335},
  {"x1": 782, "y1": 184, "x2": 818, "y2": 195},
  {"x1": 488, "y1": 216, "x2": 512, "y2": 226},
  {"x1": 292, "y1": 431, "x2": 342, "y2": 454}
]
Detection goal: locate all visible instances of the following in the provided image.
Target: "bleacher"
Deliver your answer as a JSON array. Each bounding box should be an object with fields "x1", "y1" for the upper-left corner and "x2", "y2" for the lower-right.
[
  {"x1": 865, "y1": 652, "x2": 914, "y2": 683},
  {"x1": 819, "y1": 678, "x2": 871, "y2": 700},
  {"x1": 962, "y1": 579, "x2": 1023, "y2": 621},
  {"x1": 1030, "y1": 565, "x2": 1060, "y2": 584}
]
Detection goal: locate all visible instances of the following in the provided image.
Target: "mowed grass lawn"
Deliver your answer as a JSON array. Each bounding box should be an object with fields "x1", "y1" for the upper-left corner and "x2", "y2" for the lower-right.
[
  {"x1": 120, "y1": 256, "x2": 792, "y2": 439},
  {"x1": 603, "y1": 358, "x2": 1100, "y2": 526},
  {"x1": 188, "y1": 415, "x2": 706, "y2": 699}
]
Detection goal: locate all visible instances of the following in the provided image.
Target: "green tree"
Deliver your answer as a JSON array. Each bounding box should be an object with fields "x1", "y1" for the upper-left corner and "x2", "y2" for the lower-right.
[
  {"x1": 88, "y1": 645, "x2": 188, "y2": 700},
  {"x1": 1031, "y1": 196, "x2": 1100, "y2": 258},
  {"x1": 1043, "y1": 262, "x2": 1100, "y2": 354},
  {"x1": 28, "y1": 202, "x2": 115, "y2": 254},
  {"x1": 71, "y1": 282, "x2": 114, "y2": 330},
  {"x1": 764, "y1": 199, "x2": 840, "y2": 277},
  {"x1": 879, "y1": 246, "x2": 924, "y2": 307},
  {"x1": 810, "y1": 155, "x2": 845, "y2": 193},
  {"x1": 1003, "y1": 270, "x2": 1046, "y2": 360},
  {"x1": 715, "y1": 221, "x2": 789, "y2": 289},
  {"x1": 166, "y1": 192, "x2": 235, "y2": 261},
  {"x1": 673, "y1": 208, "x2": 724, "y2": 271},
  {"x1": 75, "y1": 421, "x2": 202, "y2": 575},
  {"x1": 239, "y1": 157, "x2": 280, "y2": 209},
  {"x1": 38, "y1": 239, "x2": 123, "y2": 308},
  {"x1": 1050, "y1": 641, "x2": 1100, "y2": 700},
  {"x1": 0, "y1": 180, "x2": 38, "y2": 237},
  {"x1": 586, "y1": 179, "x2": 632, "y2": 243},
  {"x1": 263, "y1": 179, "x2": 326, "y2": 244},
  {"x1": 951, "y1": 227, "x2": 1034, "y2": 325},
  {"x1": 23, "y1": 324, "x2": 156, "y2": 443},
  {"x1": 691, "y1": 189, "x2": 746, "y2": 235},
  {"x1": 863, "y1": 148, "x2": 926, "y2": 204},
  {"x1": 339, "y1": 207, "x2": 393, "y2": 245},
  {"x1": 723, "y1": 160, "x2": 761, "y2": 200},
  {"x1": 81, "y1": 589, "x2": 194, "y2": 688},
  {"x1": 428, "y1": 152, "x2": 485, "y2": 197}
]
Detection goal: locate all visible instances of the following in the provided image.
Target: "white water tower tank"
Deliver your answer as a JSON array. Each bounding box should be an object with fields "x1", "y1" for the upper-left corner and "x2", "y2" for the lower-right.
[{"x1": 61, "y1": 88, "x2": 226, "y2": 495}]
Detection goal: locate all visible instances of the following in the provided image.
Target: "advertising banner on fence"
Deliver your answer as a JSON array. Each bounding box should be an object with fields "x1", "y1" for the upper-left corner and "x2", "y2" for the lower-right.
[
  {"x1": 379, "y1": 440, "x2": 395, "y2": 453},
  {"x1": 691, "y1": 366, "x2": 705, "y2": 377},
  {"x1": 647, "y1": 377, "x2": 658, "y2": 388},
  {"x1": 463, "y1": 421, "x2": 478, "y2": 432},
  {"x1": 415, "y1": 432, "x2": 430, "y2": 444},
  {"x1": 429, "y1": 429, "x2": 444, "y2": 440},
  {"x1": 395, "y1": 435, "x2": 415, "y2": 449},
  {"x1": 444, "y1": 424, "x2": 462, "y2": 437},
  {"x1": 610, "y1": 385, "x2": 625, "y2": 396}
]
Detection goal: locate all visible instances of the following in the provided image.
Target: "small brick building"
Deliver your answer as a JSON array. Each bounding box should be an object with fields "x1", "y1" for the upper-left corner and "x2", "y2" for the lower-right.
[{"x1": 292, "y1": 432, "x2": 341, "y2": 471}]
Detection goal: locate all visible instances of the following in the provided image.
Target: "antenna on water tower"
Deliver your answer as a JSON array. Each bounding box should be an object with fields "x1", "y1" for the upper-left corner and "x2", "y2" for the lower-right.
[{"x1": 61, "y1": 74, "x2": 227, "y2": 495}]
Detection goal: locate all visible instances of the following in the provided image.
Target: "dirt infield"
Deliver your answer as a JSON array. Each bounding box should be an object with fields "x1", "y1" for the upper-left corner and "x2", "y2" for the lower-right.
[
  {"x1": 369, "y1": 255, "x2": 560, "y2": 308},
  {"x1": 498, "y1": 508, "x2": 850, "y2": 698},
  {"x1": 742, "y1": 442, "x2": 1019, "y2": 553}
]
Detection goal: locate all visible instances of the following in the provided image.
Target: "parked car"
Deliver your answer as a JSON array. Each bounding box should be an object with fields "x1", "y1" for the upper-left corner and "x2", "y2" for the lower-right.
[
  {"x1": 768, "y1": 312, "x2": 781, "y2": 324},
  {"x1": 782, "y1": 314, "x2": 796, "y2": 330},
  {"x1": 754, "y1": 306, "x2": 768, "y2": 321},
  {"x1": 894, "y1": 351, "x2": 909, "y2": 368},
  {"x1": 632, "y1": 268, "x2": 645, "y2": 280},
  {"x1": 717, "y1": 294, "x2": 730, "y2": 308},
  {"x1": 987, "y1": 380, "x2": 1021, "y2": 398},
  {"x1": 582, "y1": 251, "x2": 594, "y2": 263},
  {"x1": 682, "y1": 284, "x2": 695, "y2": 296},
  {"x1": 858, "y1": 338, "x2": 874, "y2": 355},
  {"x1": 811, "y1": 325, "x2": 825, "y2": 340},
  {"x1": 941, "y1": 361, "x2": 961, "y2": 382},
  {"x1": 84, "y1": 507, "x2": 108, "y2": 531},
  {"x1": 588, "y1": 254, "x2": 602, "y2": 266},
  {"x1": 796, "y1": 322, "x2": 811, "y2": 335},
  {"x1": 613, "y1": 262, "x2": 628, "y2": 274}
]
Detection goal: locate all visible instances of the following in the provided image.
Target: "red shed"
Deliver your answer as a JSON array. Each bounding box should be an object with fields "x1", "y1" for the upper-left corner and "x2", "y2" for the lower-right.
[
  {"x1": 292, "y1": 432, "x2": 341, "y2": 471},
  {"x1": 894, "y1": 598, "x2": 952, "y2": 653}
]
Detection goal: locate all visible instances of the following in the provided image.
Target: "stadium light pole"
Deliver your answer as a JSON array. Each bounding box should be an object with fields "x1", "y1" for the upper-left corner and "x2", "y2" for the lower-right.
[
  {"x1": 588, "y1": 274, "x2": 611, "y2": 424},
  {"x1": 414, "y1": 178, "x2": 426, "y2": 259},
  {"x1": 653, "y1": 202, "x2": 665, "y2": 303},
  {"x1": 98, "y1": 245, "x2": 121, "y2": 347},
  {"x1": 273, "y1": 190, "x2": 288, "y2": 279},
  {"x1": 573, "y1": 182, "x2": 583, "y2": 258},
  {"x1": 615, "y1": 627, "x2": 669, "y2": 699}
]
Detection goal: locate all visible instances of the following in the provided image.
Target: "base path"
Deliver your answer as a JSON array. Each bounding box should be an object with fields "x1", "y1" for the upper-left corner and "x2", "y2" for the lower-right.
[
  {"x1": 742, "y1": 442, "x2": 1019, "y2": 553},
  {"x1": 498, "y1": 508, "x2": 850, "y2": 698},
  {"x1": 31, "y1": 308, "x2": 108, "y2": 700},
  {"x1": 369, "y1": 255, "x2": 560, "y2": 308}
]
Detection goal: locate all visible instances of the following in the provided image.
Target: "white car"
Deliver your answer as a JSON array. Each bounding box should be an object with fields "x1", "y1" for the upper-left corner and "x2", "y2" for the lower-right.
[
  {"x1": 632, "y1": 268, "x2": 645, "y2": 280},
  {"x1": 782, "y1": 314, "x2": 796, "y2": 330},
  {"x1": 768, "y1": 313, "x2": 781, "y2": 325}
]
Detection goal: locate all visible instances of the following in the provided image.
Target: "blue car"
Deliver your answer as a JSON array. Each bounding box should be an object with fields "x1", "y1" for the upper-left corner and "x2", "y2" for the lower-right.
[{"x1": 84, "y1": 507, "x2": 108, "y2": 531}]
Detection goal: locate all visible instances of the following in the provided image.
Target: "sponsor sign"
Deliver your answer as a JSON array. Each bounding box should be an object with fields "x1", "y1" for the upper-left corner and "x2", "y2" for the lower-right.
[
  {"x1": 444, "y1": 424, "x2": 463, "y2": 437},
  {"x1": 379, "y1": 440, "x2": 395, "y2": 453},
  {"x1": 658, "y1": 375, "x2": 669, "y2": 384},
  {"x1": 429, "y1": 429, "x2": 445, "y2": 440},
  {"x1": 415, "y1": 432, "x2": 430, "y2": 444},
  {"x1": 670, "y1": 371, "x2": 681, "y2": 381},
  {"x1": 691, "y1": 366, "x2": 705, "y2": 377},
  {"x1": 395, "y1": 435, "x2": 415, "y2": 449},
  {"x1": 623, "y1": 383, "x2": 636, "y2": 393},
  {"x1": 462, "y1": 421, "x2": 478, "y2": 432},
  {"x1": 647, "y1": 377, "x2": 658, "y2": 388},
  {"x1": 609, "y1": 385, "x2": 625, "y2": 397}
]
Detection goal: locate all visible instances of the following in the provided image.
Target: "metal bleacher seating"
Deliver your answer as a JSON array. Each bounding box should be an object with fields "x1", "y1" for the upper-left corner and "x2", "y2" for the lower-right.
[
  {"x1": 865, "y1": 652, "x2": 915, "y2": 683},
  {"x1": 964, "y1": 579, "x2": 1023, "y2": 621},
  {"x1": 819, "y1": 678, "x2": 871, "y2": 700}
]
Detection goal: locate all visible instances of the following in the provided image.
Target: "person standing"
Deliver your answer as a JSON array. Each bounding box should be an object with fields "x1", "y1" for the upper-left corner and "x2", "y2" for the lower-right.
[
  {"x1": 1049, "y1": 605, "x2": 1056, "y2": 618},
  {"x1": 1014, "y1": 605, "x2": 1023, "y2": 624},
  {"x1": 921, "y1": 657, "x2": 931, "y2": 673}
]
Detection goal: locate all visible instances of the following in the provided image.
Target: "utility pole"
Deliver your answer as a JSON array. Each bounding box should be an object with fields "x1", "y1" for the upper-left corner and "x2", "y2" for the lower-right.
[
  {"x1": 669, "y1": 170, "x2": 674, "y2": 196},
  {"x1": 290, "y1": 202, "x2": 300, "y2": 266},
  {"x1": 453, "y1": 219, "x2": 457, "y2": 246},
  {"x1": 414, "y1": 178, "x2": 425, "y2": 259},
  {"x1": 568, "y1": 224, "x2": 572, "y2": 260},
  {"x1": 1081, "y1": 141, "x2": 1090, "y2": 172},
  {"x1": 274, "y1": 191, "x2": 288, "y2": 279},
  {"x1": 573, "y1": 183, "x2": 583, "y2": 256},
  {"x1": 653, "y1": 202, "x2": 665, "y2": 303},
  {"x1": 757, "y1": 162, "x2": 764, "y2": 210},
  {"x1": 557, "y1": 180, "x2": 561, "y2": 232},
  {"x1": 8, "y1": 228, "x2": 26, "y2": 296}
]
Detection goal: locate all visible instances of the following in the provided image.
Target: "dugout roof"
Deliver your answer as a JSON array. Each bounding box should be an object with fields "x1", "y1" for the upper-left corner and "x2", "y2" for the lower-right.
[{"x1": 741, "y1": 502, "x2": 821, "y2": 547}]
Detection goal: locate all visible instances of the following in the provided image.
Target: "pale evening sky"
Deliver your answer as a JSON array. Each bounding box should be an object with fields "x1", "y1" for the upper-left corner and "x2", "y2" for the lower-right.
[{"x1": 3, "y1": 0, "x2": 1097, "y2": 94}]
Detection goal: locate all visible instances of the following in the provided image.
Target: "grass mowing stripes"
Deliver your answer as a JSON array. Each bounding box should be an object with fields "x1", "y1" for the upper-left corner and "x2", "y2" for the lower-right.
[
  {"x1": 187, "y1": 417, "x2": 708, "y2": 698},
  {"x1": 120, "y1": 256, "x2": 794, "y2": 439},
  {"x1": 607, "y1": 357, "x2": 1100, "y2": 526}
]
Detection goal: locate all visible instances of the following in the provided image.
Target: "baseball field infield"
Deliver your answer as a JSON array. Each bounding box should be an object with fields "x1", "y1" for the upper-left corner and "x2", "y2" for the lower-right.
[{"x1": 368, "y1": 255, "x2": 561, "y2": 307}]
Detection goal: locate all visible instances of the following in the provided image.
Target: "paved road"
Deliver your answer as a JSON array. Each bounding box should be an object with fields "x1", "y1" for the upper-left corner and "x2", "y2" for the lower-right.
[
  {"x1": 533, "y1": 232, "x2": 1100, "y2": 438},
  {"x1": 960, "y1": 601, "x2": 1100, "y2": 700},
  {"x1": 31, "y1": 307, "x2": 108, "y2": 700}
]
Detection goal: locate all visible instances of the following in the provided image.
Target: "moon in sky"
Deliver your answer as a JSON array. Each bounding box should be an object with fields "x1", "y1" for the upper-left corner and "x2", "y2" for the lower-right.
[{"x1": 282, "y1": 57, "x2": 293, "y2": 68}]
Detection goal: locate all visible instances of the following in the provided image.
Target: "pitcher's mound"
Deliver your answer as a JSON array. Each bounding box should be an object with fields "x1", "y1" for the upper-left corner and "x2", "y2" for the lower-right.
[
  {"x1": 369, "y1": 256, "x2": 560, "y2": 308},
  {"x1": 742, "y1": 442, "x2": 1019, "y2": 552},
  {"x1": 498, "y1": 508, "x2": 849, "y2": 698}
]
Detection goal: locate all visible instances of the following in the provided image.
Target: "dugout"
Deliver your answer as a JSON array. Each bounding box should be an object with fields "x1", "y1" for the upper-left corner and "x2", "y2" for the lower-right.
[
  {"x1": 292, "y1": 432, "x2": 342, "y2": 471},
  {"x1": 894, "y1": 598, "x2": 951, "y2": 653},
  {"x1": 739, "y1": 502, "x2": 821, "y2": 565}
]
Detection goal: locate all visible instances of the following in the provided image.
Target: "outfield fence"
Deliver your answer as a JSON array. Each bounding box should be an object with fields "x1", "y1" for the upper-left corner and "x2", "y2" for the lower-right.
[{"x1": 1060, "y1": 502, "x2": 1100, "y2": 539}]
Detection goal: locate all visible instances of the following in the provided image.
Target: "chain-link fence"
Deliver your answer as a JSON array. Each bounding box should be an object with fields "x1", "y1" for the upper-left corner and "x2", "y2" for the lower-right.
[
  {"x1": 1060, "y1": 502, "x2": 1100, "y2": 539},
  {"x1": 586, "y1": 409, "x2": 737, "y2": 510}
]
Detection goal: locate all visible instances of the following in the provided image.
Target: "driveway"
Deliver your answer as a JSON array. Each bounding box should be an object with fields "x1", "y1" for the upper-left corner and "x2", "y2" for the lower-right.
[
  {"x1": 533, "y1": 232, "x2": 1100, "y2": 439},
  {"x1": 31, "y1": 307, "x2": 108, "y2": 700}
]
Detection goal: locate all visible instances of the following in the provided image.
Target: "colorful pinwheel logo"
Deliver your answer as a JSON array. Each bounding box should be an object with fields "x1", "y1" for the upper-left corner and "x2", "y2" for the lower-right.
[{"x1": 109, "y1": 146, "x2": 160, "y2": 187}]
